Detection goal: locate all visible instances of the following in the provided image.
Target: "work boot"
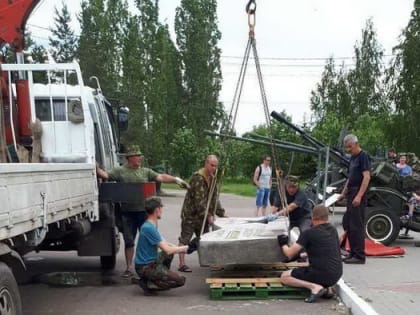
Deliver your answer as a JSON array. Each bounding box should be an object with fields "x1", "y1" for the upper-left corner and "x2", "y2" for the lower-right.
[{"x1": 139, "y1": 278, "x2": 156, "y2": 296}]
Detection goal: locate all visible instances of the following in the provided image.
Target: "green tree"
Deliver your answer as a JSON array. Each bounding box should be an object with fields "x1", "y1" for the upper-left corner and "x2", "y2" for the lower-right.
[
  {"x1": 311, "y1": 19, "x2": 388, "y2": 153},
  {"x1": 347, "y1": 19, "x2": 388, "y2": 118},
  {"x1": 144, "y1": 25, "x2": 185, "y2": 164},
  {"x1": 120, "y1": 15, "x2": 146, "y2": 147},
  {"x1": 169, "y1": 128, "x2": 200, "y2": 178},
  {"x1": 49, "y1": 1, "x2": 77, "y2": 63},
  {"x1": 78, "y1": 0, "x2": 128, "y2": 97},
  {"x1": 175, "y1": 0, "x2": 224, "y2": 145},
  {"x1": 386, "y1": 0, "x2": 420, "y2": 154}
]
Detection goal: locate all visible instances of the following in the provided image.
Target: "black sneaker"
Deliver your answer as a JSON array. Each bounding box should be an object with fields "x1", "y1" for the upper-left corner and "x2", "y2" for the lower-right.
[{"x1": 343, "y1": 257, "x2": 365, "y2": 264}]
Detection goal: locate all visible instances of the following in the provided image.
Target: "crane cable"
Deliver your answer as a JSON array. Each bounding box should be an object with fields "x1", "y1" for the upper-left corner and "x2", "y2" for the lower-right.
[
  {"x1": 246, "y1": 0, "x2": 290, "y2": 235},
  {"x1": 200, "y1": 0, "x2": 291, "y2": 237},
  {"x1": 199, "y1": 0, "x2": 255, "y2": 237}
]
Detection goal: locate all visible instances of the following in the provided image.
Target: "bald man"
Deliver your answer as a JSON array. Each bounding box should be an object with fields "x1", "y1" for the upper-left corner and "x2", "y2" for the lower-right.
[{"x1": 178, "y1": 155, "x2": 226, "y2": 272}]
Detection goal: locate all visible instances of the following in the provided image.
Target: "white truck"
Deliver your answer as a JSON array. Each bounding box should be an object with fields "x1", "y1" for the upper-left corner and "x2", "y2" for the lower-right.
[{"x1": 0, "y1": 62, "x2": 134, "y2": 314}]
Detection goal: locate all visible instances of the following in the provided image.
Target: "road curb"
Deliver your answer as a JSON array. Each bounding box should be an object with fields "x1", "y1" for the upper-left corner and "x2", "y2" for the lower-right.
[{"x1": 336, "y1": 278, "x2": 379, "y2": 315}]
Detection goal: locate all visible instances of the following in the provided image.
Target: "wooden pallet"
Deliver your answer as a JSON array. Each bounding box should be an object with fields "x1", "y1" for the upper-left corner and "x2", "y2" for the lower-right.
[
  {"x1": 209, "y1": 262, "x2": 309, "y2": 278},
  {"x1": 206, "y1": 277, "x2": 309, "y2": 300}
]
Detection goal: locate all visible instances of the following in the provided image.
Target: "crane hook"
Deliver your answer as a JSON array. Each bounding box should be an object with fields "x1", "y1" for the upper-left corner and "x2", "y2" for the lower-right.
[{"x1": 245, "y1": 0, "x2": 256, "y2": 14}]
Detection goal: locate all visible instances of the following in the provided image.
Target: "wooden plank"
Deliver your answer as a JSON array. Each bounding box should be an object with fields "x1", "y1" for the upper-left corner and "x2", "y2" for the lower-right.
[
  {"x1": 210, "y1": 262, "x2": 308, "y2": 271},
  {"x1": 206, "y1": 277, "x2": 282, "y2": 284}
]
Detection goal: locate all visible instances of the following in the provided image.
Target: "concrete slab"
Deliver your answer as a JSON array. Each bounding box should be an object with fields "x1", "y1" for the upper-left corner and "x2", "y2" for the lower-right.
[{"x1": 199, "y1": 216, "x2": 291, "y2": 266}]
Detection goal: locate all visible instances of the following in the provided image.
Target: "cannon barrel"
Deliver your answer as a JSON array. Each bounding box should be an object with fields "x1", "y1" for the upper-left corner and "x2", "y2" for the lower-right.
[
  {"x1": 205, "y1": 131, "x2": 318, "y2": 155},
  {"x1": 248, "y1": 133, "x2": 316, "y2": 153},
  {"x1": 270, "y1": 111, "x2": 349, "y2": 167}
]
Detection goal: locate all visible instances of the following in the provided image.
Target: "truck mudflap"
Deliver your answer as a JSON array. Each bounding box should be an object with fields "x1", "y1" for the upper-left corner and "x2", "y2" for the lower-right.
[
  {"x1": 76, "y1": 183, "x2": 156, "y2": 269},
  {"x1": 98, "y1": 182, "x2": 156, "y2": 204}
]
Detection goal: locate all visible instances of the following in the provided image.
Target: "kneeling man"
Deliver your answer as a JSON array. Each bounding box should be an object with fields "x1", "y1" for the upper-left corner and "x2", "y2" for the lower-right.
[
  {"x1": 135, "y1": 197, "x2": 191, "y2": 295},
  {"x1": 278, "y1": 205, "x2": 342, "y2": 303}
]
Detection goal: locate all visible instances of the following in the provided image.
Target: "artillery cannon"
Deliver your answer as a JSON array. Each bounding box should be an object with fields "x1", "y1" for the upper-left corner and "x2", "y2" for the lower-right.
[{"x1": 270, "y1": 111, "x2": 420, "y2": 245}]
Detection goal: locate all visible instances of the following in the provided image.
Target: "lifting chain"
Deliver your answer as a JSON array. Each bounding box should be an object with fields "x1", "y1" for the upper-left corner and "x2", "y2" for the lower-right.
[{"x1": 201, "y1": 0, "x2": 291, "y2": 237}]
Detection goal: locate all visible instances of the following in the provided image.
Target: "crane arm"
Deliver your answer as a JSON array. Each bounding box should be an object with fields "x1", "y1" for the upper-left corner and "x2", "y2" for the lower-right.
[{"x1": 0, "y1": 0, "x2": 41, "y2": 52}]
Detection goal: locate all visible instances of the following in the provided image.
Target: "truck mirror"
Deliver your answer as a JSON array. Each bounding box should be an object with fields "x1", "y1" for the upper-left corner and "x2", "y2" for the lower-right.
[{"x1": 118, "y1": 107, "x2": 129, "y2": 132}]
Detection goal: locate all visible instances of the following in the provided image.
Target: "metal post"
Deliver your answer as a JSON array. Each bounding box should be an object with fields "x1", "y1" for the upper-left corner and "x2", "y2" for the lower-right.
[
  {"x1": 0, "y1": 85, "x2": 7, "y2": 163},
  {"x1": 322, "y1": 146, "x2": 330, "y2": 205},
  {"x1": 316, "y1": 151, "x2": 322, "y2": 204}
]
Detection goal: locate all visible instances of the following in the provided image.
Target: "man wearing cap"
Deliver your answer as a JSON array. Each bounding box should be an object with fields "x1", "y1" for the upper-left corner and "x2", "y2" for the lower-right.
[
  {"x1": 96, "y1": 144, "x2": 189, "y2": 277},
  {"x1": 135, "y1": 197, "x2": 195, "y2": 296},
  {"x1": 272, "y1": 175, "x2": 312, "y2": 233}
]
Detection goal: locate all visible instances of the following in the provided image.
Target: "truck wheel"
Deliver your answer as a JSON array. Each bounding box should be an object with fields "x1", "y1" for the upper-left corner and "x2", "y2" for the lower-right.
[
  {"x1": 100, "y1": 255, "x2": 116, "y2": 270},
  {"x1": 0, "y1": 262, "x2": 22, "y2": 315},
  {"x1": 365, "y1": 209, "x2": 400, "y2": 245}
]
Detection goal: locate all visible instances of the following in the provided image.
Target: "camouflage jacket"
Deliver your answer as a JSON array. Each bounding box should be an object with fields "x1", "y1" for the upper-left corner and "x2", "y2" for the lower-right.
[{"x1": 181, "y1": 168, "x2": 225, "y2": 220}]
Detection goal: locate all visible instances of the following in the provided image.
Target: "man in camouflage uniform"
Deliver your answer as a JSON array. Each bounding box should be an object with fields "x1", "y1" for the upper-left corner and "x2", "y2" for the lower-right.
[
  {"x1": 178, "y1": 155, "x2": 225, "y2": 272},
  {"x1": 96, "y1": 145, "x2": 189, "y2": 277}
]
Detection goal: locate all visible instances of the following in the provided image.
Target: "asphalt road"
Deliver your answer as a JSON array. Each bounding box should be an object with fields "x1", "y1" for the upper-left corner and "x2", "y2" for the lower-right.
[{"x1": 20, "y1": 190, "x2": 346, "y2": 315}]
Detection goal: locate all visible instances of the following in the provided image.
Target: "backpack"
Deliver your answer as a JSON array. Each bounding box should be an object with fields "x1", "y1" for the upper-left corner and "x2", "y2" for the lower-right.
[{"x1": 253, "y1": 165, "x2": 262, "y2": 185}]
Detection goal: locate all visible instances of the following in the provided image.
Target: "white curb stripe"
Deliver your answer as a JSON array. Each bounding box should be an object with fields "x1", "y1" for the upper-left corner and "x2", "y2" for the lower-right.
[
  {"x1": 336, "y1": 279, "x2": 379, "y2": 315},
  {"x1": 290, "y1": 229, "x2": 378, "y2": 315}
]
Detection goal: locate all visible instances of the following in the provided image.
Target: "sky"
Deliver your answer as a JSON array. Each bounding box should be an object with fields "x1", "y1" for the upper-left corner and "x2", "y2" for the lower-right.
[{"x1": 27, "y1": 0, "x2": 415, "y2": 134}]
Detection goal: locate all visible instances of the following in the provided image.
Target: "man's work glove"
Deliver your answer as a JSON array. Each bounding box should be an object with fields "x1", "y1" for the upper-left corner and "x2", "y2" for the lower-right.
[
  {"x1": 215, "y1": 207, "x2": 226, "y2": 217},
  {"x1": 187, "y1": 237, "x2": 200, "y2": 254},
  {"x1": 277, "y1": 234, "x2": 289, "y2": 247},
  {"x1": 175, "y1": 177, "x2": 190, "y2": 189}
]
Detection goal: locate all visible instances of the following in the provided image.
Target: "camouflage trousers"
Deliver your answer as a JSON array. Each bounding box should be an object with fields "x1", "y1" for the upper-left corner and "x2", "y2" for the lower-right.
[
  {"x1": 179, "y1": 216, "x2": 209, "y2": 245},
  {"x1": 135, "y1": 251, "x2": 186, "y2": 290}
]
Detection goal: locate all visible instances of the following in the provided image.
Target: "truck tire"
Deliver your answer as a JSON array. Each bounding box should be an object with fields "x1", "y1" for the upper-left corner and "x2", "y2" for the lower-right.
[
  {"x1": 0, "y1": 262, "x2": 22, "y2": 315},
  {"x1": 365, "y1": 209, "x2": 400, "y2": 245}
]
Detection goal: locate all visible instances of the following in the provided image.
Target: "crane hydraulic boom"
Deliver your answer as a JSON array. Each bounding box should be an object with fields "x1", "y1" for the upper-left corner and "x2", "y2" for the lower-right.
[
  {"x1": 0, "y1": 0, "x2": 41, "y2": 53},
  {"x1": 0, "y1": 0, "x2": 42, "y2": 150}
]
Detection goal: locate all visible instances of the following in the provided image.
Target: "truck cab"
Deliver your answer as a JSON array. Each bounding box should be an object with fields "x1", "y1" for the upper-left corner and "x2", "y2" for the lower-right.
[{"x1": 0, "y1": 62, "x2": 129, "y2": 314}]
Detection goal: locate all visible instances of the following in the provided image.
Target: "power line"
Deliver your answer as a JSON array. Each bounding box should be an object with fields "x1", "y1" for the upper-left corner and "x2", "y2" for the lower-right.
[
  {"x1": 222, "y1": 62, "x2": 356, "y2": 68},
  {"x1": 26, "y1": 23, "x2": 397, "y2": 63},
  {"x1": 221, "y1": 54, "x2": 396, "y2": 61},
  {"x1": 28, "y1": 23, "x2": 50, "y2": 31}
]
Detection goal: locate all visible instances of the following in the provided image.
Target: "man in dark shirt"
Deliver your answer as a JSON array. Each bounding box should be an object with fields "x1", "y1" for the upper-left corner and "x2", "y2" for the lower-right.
[
  {"x1": 272, "y1": 175, "x2": 312, "y2": 232},
  {"x1": 278, "y1": 205, "x2": 343, "y2": 303},
  {"x1": 339, "y1": 134, "x2": 371, "y2": 264}
]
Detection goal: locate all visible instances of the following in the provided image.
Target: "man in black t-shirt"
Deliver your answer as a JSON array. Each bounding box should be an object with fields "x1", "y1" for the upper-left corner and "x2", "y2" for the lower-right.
[
  {"x1": 278, "y1": 205, "x2": 342, "y2": 303},
  {"x1": 272, "y1": 175, "x2": 312, "y2": 232},
  {"x1": 339, "y1": 134, "x2": 371, "y2": 264}
]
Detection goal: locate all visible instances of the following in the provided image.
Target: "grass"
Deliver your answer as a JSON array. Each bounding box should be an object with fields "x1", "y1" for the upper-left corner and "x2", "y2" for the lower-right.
[{"x1": 162, "y1": 182, "x2": 256, "y2": 197}]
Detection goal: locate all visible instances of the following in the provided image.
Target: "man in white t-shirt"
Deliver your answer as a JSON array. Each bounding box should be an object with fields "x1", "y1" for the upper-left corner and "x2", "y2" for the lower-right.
[{"x1": 253, "y1": 155, "x2": 272, "y2": 216}]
